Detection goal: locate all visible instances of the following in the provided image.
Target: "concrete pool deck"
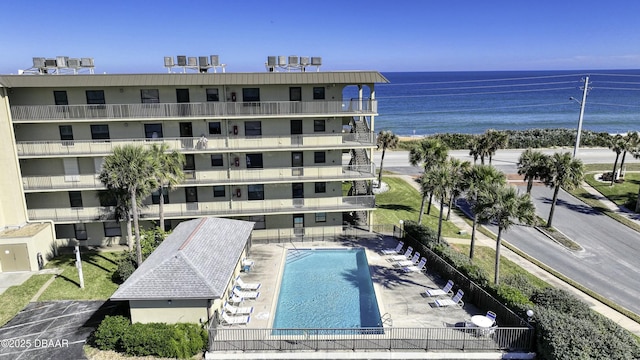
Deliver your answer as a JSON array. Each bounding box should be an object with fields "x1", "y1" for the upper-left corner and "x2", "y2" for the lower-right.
[{"x1": 231, "y1": 234, "x2": 483, "y2": 331}]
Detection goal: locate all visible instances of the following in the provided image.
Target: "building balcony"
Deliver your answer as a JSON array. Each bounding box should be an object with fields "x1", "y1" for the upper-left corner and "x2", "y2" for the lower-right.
[
  {"x1": 10, "y1": 99, "x2": 377, "y2": 123},
  {"x1": 16, "y1": 132, "x2": 375, "y2": 158},
  {"x1": 27, "y1": 195, "x2": 375, "y2": 223},
  {"x1": 21, "y1": 163, "x2": 376, "y2": 192}
]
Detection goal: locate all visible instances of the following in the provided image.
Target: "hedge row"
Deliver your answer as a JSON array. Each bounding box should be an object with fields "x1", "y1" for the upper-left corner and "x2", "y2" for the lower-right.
[
  {"x1": 397, "y1": 128, "x2": 613, "y2": 151},
  {"x1": 91, "y1": 315, "x2": 207, "y2": 359},
  {"x1": 403, "y1": 221, "x2": 640, "y2": 360}
]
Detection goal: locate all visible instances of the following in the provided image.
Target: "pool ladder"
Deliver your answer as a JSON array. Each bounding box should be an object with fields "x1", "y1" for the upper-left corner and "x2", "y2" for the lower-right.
[
  {"x1": 286, "y1": 249, "x2": 313, "y2": 264},
  {"x1": 381, "y1": 312, "x2": 393, "y2": 327}
]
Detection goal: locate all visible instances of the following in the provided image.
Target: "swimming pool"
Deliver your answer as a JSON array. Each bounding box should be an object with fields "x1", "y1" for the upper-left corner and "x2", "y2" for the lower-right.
[{"x1": 272, "y1": 248, "x2": 382, "y2": 330}]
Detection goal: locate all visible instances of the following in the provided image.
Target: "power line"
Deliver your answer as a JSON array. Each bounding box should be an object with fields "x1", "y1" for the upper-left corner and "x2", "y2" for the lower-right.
[
  {"x1": 388, "y1": 80, "x2": 579, "y2": 93},
  {"x1": 378, "y1": 86, "x2": 577, "y2": 99},
  {"x1": 379, "y1": 73, "x2": 585, "y2": 86},
  {"x1": 378, "y1": 102, "x2": 571, "y2": 116}
]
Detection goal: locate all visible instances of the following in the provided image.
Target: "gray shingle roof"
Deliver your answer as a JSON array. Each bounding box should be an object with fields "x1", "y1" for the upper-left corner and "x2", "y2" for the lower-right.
[
  {"x1": 111, "y1": 217, "x2": 254, "y2": 301},
  {"x1": 0, "y1": 71, "x2": 389, "y2": 88}
]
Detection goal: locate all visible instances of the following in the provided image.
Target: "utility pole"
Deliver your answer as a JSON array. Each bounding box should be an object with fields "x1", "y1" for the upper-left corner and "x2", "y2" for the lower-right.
[{"x1": 572, "y1": 76, "x2": 590, "y2": 158}]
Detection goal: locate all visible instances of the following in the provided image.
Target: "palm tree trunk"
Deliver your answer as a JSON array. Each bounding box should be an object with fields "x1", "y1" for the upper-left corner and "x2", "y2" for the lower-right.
[
  {"x1": 427, "y1": 192, "x2": 434, "y2": 215},
  {"x1": 526, "y1": 179, "x2": 533, "y2": 194},
  {"x1": 446, "y1": 195, "x2": 453, "y2": 221},
  {"x1": 636, "y1": 186, "x2": 640, "y2": 212},
  {"x1": 131, "y1": 190, "x2": 143, "y2": 266},
  {"x1": 126, "y1": 218, "x2": 133, "y2": 251},
  {"x1": 437, "y1": 194, "x2": 445, "y2": 243},
  {"x1": 619, "y1": 151, "x2": 627, "y2": 177},
  {"x1": 547, "y1": 185, "x2": 560, "y2": 228},
  {"x1": 469, "y1": 214, "x2": 477, "y2": 259},
  {"x1": 158, "y1": 185, "x2": 165, "y2": 231},
  {"x1": 418, "y1": 194, "x2": 427, "y2": 225},
  {"x1": 494, "y1": 227, "x2": 503, "y2": 284},
  {"x1": 377, "y1": 148, "x2": 386, "y2": 188},
  {"x1": 611, "y1": 153, "x2": 620, "y2": 185}
]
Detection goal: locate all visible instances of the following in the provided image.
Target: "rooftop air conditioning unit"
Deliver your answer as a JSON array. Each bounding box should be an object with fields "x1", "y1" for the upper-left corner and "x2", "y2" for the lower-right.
[
  {"x1": 311, "y1": 57, "x2": 322, "y2": 66},
  {"x1": 267, "y1": 56, "x2": 276, "y2": 66},
  {"x1": 187, "y1": 57, "x2": 198, "y2": 67},
  {"x1": 300, "y1": 57, "x2": 310, "y2": 66},
  {"x1": 44, "y1": 59, "x2": 57, "y2": 67},
  {"x1": 67, "y1": 58, "x2": 81, "y2": 68},
  {"x1": 164, "y1": 56, "x2": 174, "y2": 67},
  {"x1": 32, "y1": 57, "x2": 46, "y2": 68},
  {"x1": 277, "y1": 56, "x2": 287, "y2": 67},
  {"x1": 288, "y1": 56, "x2": 299, "y2": 65},
  {"x1": 80, "y1": 58, "x2": 94, "y2": 67},
  {"x1": 210, "y1": 55, "x2": 219, "y2": 66},
  {"x1": 56, "y1": 56, "x2": 69, "y2": 67},
  {"x1": 198, "y1": 56, "x2": 209, "y2": 67},
  {"x1": 177, "y1": 55, "x2": 187, "y2": 66}
]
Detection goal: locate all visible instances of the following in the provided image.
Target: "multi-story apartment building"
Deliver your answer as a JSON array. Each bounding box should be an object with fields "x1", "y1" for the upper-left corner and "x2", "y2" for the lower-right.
[{"x1": 0, "y1": 56, "x2": 387, "y2": 271}]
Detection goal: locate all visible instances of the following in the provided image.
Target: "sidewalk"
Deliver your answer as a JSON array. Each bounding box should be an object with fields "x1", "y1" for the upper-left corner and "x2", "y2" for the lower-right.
[{"x1": 391, "y1": 174, "x2": 640, "y2": 336}]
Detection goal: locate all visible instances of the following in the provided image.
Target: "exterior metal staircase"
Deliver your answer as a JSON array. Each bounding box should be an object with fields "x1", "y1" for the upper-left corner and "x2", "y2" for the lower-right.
[{"x1": 347, "y1": 117, "x2": 372, "y2": 226}]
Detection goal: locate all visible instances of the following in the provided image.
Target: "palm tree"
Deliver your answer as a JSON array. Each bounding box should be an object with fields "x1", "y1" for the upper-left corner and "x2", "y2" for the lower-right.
[
  {"x1": 618, "y1": 131, "x2": 639, "y2": 180},
  {"x1": 477, "y1": 184, "x2": 535, "y2": 284},
  {"x1": 376, "y1": 130, "x2": 399, "y2": 188},
  {"x1": 409, "y1": 138, "x2": 448, "y2": 222},
  {"x1": 99, "y1": 145, "x2": 158, "y2": 266},
  {"x1": 446, "y1": 158, "x2": 471, "y2": 220},
  {"x1": 462, "y1": 164, "x2": 506, "y2": 259},
  {"x1": 484, "y1": 129, "x2": 508, "y2": 165},
  {"x1": 542, "y1": 152, "x2": 584, "y2": 228},
  {"x1": 468, "y1": 137, "x2": 481, "y2": 164},
  {"x1": 632, "y1": 145, "x2": 640, "y2": 212},
  {"x1": 425, "y1": 160, "x2": 454, "y2": 243},
  {"x1": 607, "y1": 134, "x2": 626, "y2": 185},
  {"x1": 150, "y1": 143, "x2": 185, "y2": 231},
  {"x1": 98, "y1": 188, "x2": 133, "y2": 250},
  {"x1": 517, "y1": 149, "x2": 550, "y2": 194}
]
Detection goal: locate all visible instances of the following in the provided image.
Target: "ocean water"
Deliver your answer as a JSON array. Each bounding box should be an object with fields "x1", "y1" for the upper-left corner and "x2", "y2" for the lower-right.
[{"x1": 358, "y1": 70, "x2": 640, "y2": 136}]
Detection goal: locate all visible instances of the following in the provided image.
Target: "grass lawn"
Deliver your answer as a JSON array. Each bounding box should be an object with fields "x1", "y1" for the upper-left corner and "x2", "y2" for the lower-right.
[
  {"x1": 584, "y1": 172, "x2": 640, "y2": 211},
  {"x1": 374, "y1": 176, "x2": 467, "y2": 238},
  {"x1": 38, "y1": 251, "x2": 122, "y2": 301},
  {"x1": 450, "y1": 243, "x2": 549, "y2": 289},
  {"x1": 0, "y1": 274, "x2": 53, "y2": 327}
]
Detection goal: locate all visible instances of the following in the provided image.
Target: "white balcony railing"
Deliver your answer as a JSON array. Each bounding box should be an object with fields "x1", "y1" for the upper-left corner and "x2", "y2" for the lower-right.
[
  {"x1": 21, "y1": 163, "x2": 376, "y2": 191},
  {"x1": 15, "y1": 132, "x2": 375, "y2": 157},
  {"x1": 27, "y1": 195, "x2": 375, "y2": 222},
  {"x1": 11, "y1": 99, "x2": 377, "y2": 122}
]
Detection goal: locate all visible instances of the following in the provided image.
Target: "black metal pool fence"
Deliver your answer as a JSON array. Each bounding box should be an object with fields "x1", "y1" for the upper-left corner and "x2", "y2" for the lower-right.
[{"x1": 208, "y1": 326, "x2": 533, "y2": 352}]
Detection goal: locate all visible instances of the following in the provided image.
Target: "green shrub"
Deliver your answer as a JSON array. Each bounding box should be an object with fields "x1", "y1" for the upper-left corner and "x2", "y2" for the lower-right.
[
  {"x1": 492, "y1": 283, "x2": 532, "y2": 309},
  {"x1": 172, "y1": 323, "x2": 208, "y2": 358},
  {"x1": 92, "y1": 315, "x2": 130, "y2": 351},
  {"x1": 114, "y1": 227, "x2": 169, "y2": 283},
  {"x1": 501, "y1": 273, "x2": 539, "y2": 298},
  {"x1": 531, "y1": 287, "x2": 591, "y2": 316},
  {"x1": 403, "y1": 220, "x2": 438, "y2": 248},
  {"x1": 121, "y1": 322, "x2": 175, "y2": 357}
]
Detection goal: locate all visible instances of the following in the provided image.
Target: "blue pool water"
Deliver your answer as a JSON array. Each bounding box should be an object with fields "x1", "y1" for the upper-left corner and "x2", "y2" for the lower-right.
[{"x1": 272, "y1": 248, "x2": 382, "y2": 330}]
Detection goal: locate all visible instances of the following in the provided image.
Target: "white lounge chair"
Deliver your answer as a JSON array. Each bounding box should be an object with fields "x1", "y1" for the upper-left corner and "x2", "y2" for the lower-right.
[
  {"x1": 224, "y1": 301, "x2": 253, "y2": 315},
  {"x1": 221, "y1": 311, "x2": 250, "y2": 325},
  {"x1": 236, "y1": 276, "x2": 261, "y2": 290},
  {"x1": 228, "y1": 295, "x2": 244, "y2": 304},
  {"x1": 233, "y1": 287, "x2": 260, "y2": 299},
  {"x1": 389, "y1": 246, "x2": 413, "y2": 261},
  {"x1": 403, "y1": 257, "x2": 427, "y2": 272},
  {"x1": 435, "y1": 289, "x2": 464, "y2": 309},
  {"x1": 394, "y1": 252, "x2": 420, "y2": 267},
  {"x1": 425, "y1": 280, "x2": 454, "y2": 298},
  {"x1": 381, "y1": 241, "x2": 404, "y2": 255}
]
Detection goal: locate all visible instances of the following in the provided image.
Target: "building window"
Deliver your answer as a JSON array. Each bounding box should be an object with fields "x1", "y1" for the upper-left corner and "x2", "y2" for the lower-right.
[
  {"x1": 90, "y1": 124, "x2": 110, "y2": 140},
  {"x1": 184, "y1": 154, "x2": 195, "y2": 170},
  {"x1": 69, "y1": 191, "x2": 83, "y2": 208},
  {"x1": 59, "y1": 125, "x2": 73, "y2": 141},
  {"x1": 292, "y1": 183, "x2": 304, "y2": 198},
  {"x1": 206, "y1": 88, "x2": 219, "y2": 101},
  {"x1": 314, "y1": 151, "x2": 326, "y2": 163},
  {"x1": 289, "y1": 87, "x2": 301, "y2": 101},
  {"x1": 314, "y1": 120, "x2": 326, "y2": 132},
  {"x1": 249, "y1": 215, "x2": 266, "y2": 230},
  {"x1": 54, "y1": 91, "x2": 68, "y2": 105},
  {"x1": 75, "y1": 224, "x2": 88, "y2": 240},
  {"x1": 208, "y1": 122, "x2": 222, "y2": 135},
  {"x1": 242, "y1": 88, "x2": 260, "y2": 102},
  {"x1": 248, "y1": 184, "x2": 264, "y2": 200},
  {"x1": 290, "y1": 120, "x2": 302, "y2": 135},
  {"x1": 315, "y1": 212, "x2": 327, "y2": 223},
  {"x1": 152, "y1": 189, "x2": 169, "y2": 204},
  {"x1": 315, "y1": 182, "x2": 326, "y2": 193},
  {"x1": 104, "y1": 222, "x2": 122, "y2": 237},
  {"x1": 293, "y1": 214, "x2": 304, "y2": 228},
  {"x1": 144, "y1": 123, "x2": 163, "y2": 139},
  {"x1": 244, "y1": 121, "x2": 262, "y2": 136},
  {"x1": 246, "y1": 154, "x2": 263, "y2": 168},
  {"x1": 86, "y1": 90, "x2": 105, "y2": 104},
  {"x1": 211, "y1": 154, "x2": 223, "y2": 167},
  {"x1": 141, "y1": 89, "x2": 160, "y2": 103},
  {"x1": 185, "y1": 187, "x2": 198, "y2": 203},
  {"x1": 98, "y1": 191, "x2": 117, "y2": 207},
  {"x1": 313, "y1": 87, "x2": 325, "y2": 100},
  {"x1": 213, "y1": 186, "x2": 225, "y2": 198}
]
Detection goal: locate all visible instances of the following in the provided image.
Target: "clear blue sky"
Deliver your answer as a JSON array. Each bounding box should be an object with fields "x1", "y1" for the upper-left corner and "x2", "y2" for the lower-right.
[{"x1": 2, "y1": 0, "x2": 639, "y2": 74}]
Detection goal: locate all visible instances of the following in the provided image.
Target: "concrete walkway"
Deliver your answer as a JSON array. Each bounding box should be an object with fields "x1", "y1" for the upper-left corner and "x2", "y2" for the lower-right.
[{"x1": 391, "y1": 174, "x2": 640, "y2": 336}]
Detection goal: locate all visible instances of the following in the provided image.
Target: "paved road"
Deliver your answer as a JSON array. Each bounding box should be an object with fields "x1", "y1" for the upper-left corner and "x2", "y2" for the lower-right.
[{"x1": 373, "y1": 148, "x2": 640, "y2": 316}]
